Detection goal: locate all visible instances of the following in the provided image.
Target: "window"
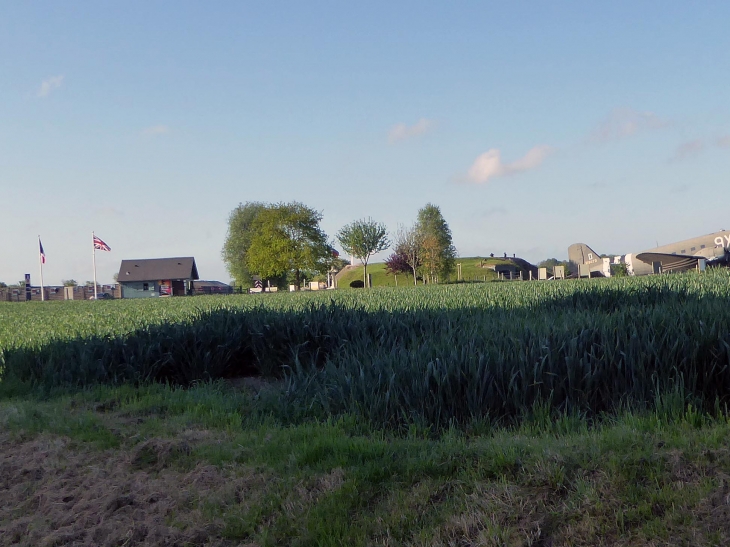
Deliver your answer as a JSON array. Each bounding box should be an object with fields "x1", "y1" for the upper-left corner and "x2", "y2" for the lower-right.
[
  {"x1": 701, "y1": 245, "x2": 706, "y2": 249},
  {"x1": 143, "y1": 283, "x2": 149, "y2": 291},
  {"x1": 681, "y1": 250, "x2": 685, "y2": 254},
  {"x1": 691, "y1": 247, "x2": 696, "y2": 252}
]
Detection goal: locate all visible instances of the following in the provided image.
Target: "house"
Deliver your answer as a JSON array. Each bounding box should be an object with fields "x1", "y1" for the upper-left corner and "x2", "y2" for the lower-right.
[{"x1": 117, "y1": 257, "x2": 199, "y2": 298}]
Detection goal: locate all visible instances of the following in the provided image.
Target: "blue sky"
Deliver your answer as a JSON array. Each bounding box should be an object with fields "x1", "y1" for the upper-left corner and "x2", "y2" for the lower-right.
[{"x1": 2, "y1": 2, "x2": 729, "y2": 285}]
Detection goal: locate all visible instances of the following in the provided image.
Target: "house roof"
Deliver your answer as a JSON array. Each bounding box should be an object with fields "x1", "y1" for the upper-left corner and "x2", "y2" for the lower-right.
[
  {"x1": 194, "y1": 280, "x2": 231, "y2": 288},
  {"x1": 118, "y1": 257, "x2": 199, "y2": 283}
]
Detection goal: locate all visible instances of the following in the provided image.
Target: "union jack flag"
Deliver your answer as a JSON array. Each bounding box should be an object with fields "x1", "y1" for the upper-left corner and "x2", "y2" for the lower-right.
[{"x1": 93, "y1": 235, "x2": 111, "y2": 252}]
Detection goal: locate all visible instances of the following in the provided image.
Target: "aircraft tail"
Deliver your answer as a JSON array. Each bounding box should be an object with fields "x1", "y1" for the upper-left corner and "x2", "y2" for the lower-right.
[{"x1": 568, "y1": 243, "x2": 602, "y2": 266}]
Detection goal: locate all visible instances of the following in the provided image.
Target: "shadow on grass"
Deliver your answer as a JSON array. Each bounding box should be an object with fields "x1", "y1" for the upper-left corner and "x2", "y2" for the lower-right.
[{"x1": 3, "y1": 283, "x2": 730, "y2": 430}]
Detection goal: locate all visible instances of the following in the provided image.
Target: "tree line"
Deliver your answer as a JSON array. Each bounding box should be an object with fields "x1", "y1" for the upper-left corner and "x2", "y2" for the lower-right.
[{"x1": 221, "y1": 202, "x2": 456, "y2": 289}]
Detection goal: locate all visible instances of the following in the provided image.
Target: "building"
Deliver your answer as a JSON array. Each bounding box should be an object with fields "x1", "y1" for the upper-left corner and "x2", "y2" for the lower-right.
[
  {"x1": 117, "y1": 257, "x2": 199, "y2": 298},
  {"x1": 192, "y1": 280, "x2": 233, "y2": 295}
]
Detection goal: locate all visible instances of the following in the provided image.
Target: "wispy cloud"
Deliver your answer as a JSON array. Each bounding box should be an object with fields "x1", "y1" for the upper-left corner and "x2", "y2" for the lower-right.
[
  {"x1": 388, "y1": 118, "x2": 434, "y2": 143},
  {"x1": 670, "y1": 136, "x2": 730, "y2": 162},
  {"x1": 587, "y1": 107, "x2": 667, "y2": 144},
  {"x1": 37, "y1": 75, "x2": 64, "y2": 98},
  {"x1": 670, "y1": 139, "x2": 706, "y2": 162},
  {"x1": 96, "y1": 207, "x2": 124, "y2": 218},
  {"x1": 482, "y1": 206, "x2": 507, "y2": 217},
  {"x1": 141, "y1": 125, "x2": 170, "y2": 136},
  {"x1": 716, "y1": 135, "x2": 730, "y2": 148},
  {"x1": 466, "y1": 145, "x2": 553, "y2": 184}
]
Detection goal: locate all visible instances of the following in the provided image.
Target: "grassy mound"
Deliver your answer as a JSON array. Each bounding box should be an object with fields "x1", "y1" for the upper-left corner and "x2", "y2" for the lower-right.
[{"x1": 335, "y1": 256, "x2": 511, "y2": 287}]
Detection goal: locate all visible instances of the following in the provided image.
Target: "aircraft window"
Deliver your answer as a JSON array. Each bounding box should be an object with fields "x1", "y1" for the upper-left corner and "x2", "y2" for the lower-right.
[
  {"x1": 701, "y1": 245, "x2": 706, "y2": 249},
  {"x1": 681, "y1": 250, "x2": 685, "y2": 254},
  {"x1": 691, "y1": 247, "x2": 696, "y2": 252}
]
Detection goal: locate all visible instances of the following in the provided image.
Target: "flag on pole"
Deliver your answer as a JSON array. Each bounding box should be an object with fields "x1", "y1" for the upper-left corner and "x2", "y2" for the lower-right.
[
  {"x1": 39, "y1": 238, "x2": 46, "y2": 264},
  {"x1": 93, "y1": 235, "x2": 111, "y2": 252}
]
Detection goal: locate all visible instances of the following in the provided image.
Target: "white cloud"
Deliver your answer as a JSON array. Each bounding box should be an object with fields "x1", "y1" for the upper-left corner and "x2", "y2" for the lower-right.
[
  {"x1": 141, "y1": 125, "x2": 170, "y2": 136},
  {"x1": 37, "y1": 75, "x2": 64, "y2": 98},
  {"x1": 588, "y1": 107, "x2": 667, "y2": 143},
  {"x1": 388, "y1": 118, "x2": 434, "y2": 143},
  {"x1": 466, "y1": 145, "x2": 552, "y2": 184}
]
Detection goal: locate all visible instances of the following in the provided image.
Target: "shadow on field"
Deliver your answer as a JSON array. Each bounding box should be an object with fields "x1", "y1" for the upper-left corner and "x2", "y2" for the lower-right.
[{"x1": 3, "y1": 284, "x2": 730, "y2": 428}]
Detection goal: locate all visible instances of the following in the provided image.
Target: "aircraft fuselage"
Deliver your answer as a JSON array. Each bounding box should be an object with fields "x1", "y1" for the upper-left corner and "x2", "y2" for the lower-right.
[{"x1": 616, "y1": 230, "x2": 730, "y2": 275}]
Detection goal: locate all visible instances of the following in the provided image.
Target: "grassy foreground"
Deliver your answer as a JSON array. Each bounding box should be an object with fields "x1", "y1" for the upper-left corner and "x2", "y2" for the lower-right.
[{"x1": 2, "y1": 381, "x2": 730, "y2": 546}]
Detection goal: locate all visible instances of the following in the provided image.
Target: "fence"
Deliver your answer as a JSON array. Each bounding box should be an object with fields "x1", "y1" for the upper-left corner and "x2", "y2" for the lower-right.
[{"x1": 0, "y1": 284, "x2": 120, "y2": 302}]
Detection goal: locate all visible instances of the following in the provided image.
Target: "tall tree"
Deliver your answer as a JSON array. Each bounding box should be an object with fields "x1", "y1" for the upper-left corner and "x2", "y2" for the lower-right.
[
  {"x1": 246, "y1": 202, "x2": 332, "y2": 288},
  {"x1": 415, "y1": 203, "x2": 457, "y2": 283},
  {"x1": 392, "y1": 224, "x2": 423, "y2": 285},
  {"x1": 337, "y1": 218, "x2": 389, "y2": 288},
  {"x1": 221, "y1": 202, "x2": 267, "y2": 287}
]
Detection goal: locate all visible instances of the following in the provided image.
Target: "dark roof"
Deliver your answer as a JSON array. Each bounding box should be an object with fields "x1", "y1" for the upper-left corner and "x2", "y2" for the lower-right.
[
  {"x1": 118, "y1": 257, "x2": 199, "y2": 283},
  {"x1": 193, "y1": 280, "x2": 231, "y2": 288}
]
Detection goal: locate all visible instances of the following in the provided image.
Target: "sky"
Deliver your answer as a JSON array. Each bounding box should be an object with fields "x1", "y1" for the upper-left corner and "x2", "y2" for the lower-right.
[{"x1": 1, "y1": 2, "x2": 730, "y2": 285}]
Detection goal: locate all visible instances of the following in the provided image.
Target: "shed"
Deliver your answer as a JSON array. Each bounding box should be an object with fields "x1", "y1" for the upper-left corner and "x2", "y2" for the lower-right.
[{"x1": 118, "y1": 257, "x2": 199, "y2": 298}]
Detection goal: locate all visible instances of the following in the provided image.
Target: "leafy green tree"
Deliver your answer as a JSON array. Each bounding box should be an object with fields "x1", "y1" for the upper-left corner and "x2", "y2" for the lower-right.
[
  {"x1": 221, "y1": 202, "x2": 267, "y2": 288},
  {"x1": 246, "y1": 202, "x2": 332, "y2": 289},
  {"x1": 337, "y1": 218, "x2": 390, "y2": 288},
  {"x1": 62, "y1": 279, "x2": 78, "y2": 287},
  {"x1": 415, "y1": 204, "x2": 456, "y2": 283}
]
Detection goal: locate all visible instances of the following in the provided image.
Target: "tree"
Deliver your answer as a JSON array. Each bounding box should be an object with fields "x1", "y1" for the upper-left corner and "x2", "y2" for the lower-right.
[
  {"x1": 62, "y1": 279, "x2": 78, "y2": 287},
  {"x1": 384, "y1": 250, "x2": 412, "y2": 279},
  {"x1": 0, "y1": 282, "x2": 6, "y2": 288},
  {"x1": 221, "y1": 202, "x2": 267, "y2": 288},
  {"x1": 246, "y1": 202, "x2": 332, "y2": 289},
  {"x1": 415, "y1": 204, "x2": 457, "y2": 283},
  {"x1": 391, "y1": 224, "x2": 423, "y2": 285},
  {"x1": 337, "y1": 218, "x2": 389, "y2": 288}
]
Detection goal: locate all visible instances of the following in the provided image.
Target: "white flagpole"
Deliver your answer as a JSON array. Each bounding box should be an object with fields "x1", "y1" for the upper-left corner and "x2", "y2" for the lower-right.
[
  {"x1": 38, "y1": 236, "x2": 45, "y2": 301},
  {"x1": 92, "y1": 232, "x2": 98, "y2": 300}
]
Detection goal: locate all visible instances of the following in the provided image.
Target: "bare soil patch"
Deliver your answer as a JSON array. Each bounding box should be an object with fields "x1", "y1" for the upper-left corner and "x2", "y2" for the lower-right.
[{"x1": 0, "y1": 433, "x2": 266, "y2": 547}]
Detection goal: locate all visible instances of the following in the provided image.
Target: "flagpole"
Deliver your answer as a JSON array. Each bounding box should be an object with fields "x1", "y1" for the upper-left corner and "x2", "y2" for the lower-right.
[
  {"x1": 92, "y1": 231, "x2": 98, "y2": 300},
  {"x1": 38, "y1": 236, "x2": 45, "y2": 301}
]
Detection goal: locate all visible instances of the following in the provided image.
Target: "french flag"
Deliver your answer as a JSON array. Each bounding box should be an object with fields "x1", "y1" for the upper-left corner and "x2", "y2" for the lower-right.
[{"x1": 39, "y1": 238, "x2": 46, "y2": 264}]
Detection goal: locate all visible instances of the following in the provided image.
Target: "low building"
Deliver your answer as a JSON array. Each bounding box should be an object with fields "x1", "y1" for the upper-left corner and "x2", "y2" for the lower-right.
[
  {"x1": 492, "y1": 264, "x2": 522, "y2": 280},
  {"x1": 192, "y1": 280, "x2": 233, "y2": 295},
  {"x1": 117, "y1": 257, "x2": 199, "y2": 298}
]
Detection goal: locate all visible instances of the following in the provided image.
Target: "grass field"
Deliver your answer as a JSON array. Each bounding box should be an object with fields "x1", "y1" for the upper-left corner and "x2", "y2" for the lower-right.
[
  {"x1": 3, "y1": 271, "x2": 730, "y2": 544},
  {"x1": 3, "y1": 270, "x2": 730, "y2": 428},
  {"x1": 2, "y1": 382, "x2": 730, "y2": 545}
]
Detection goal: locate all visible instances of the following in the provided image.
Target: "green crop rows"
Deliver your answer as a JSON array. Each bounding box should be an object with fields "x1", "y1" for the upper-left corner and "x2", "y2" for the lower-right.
[{"x1": 2, "y1": 270, "x2": 730, "y2": 429}]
